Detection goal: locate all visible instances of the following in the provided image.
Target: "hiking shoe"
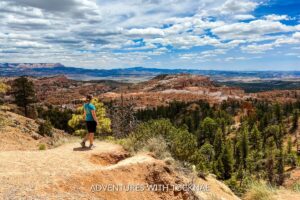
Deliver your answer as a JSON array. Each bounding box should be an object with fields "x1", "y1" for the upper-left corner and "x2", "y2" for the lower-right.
[
  {"x1": 80, "y1": 141, "x2": 86, "y2": 148},
  {"x1": 89, "y1": 144, "x2": 95, "y2": 149}
]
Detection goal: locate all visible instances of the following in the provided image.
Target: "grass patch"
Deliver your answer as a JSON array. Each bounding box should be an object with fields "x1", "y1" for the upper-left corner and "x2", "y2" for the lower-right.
[
  {"x1": 292, "y1": 182, "x2": 300, "y2": 193},
  {"x1": 243, "y1": 181, "x2": 276, "y2": 200},
  {"x1": 39, "y1": 144, "x2": 46, "y2": 150}
]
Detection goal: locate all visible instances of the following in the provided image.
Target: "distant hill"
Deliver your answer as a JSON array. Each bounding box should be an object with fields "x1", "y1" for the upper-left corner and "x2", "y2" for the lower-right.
[{"x1": 1, "y1": 63, "x2": 300, "y2": 81}]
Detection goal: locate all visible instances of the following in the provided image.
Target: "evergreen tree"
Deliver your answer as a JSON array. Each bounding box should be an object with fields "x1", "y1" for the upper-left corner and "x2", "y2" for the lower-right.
[
  {"x1": 265, "y1": 137, "x2": 276, "y2": 185},
  {"x1": 276, "y1": 149, "x2": 285, "y2": 186},
  {"x1": 287, "y1": 136, "x2": 292, "y2": 154},
  {"x1": 214, "y1": 156, "x2": 225, "y2": 179},
  {"x1": 197, "y1": 117, "x2": 218, "y2": 145},
  {"x1": 236, "y1": 124, "x2": 249, "y2": 169},
  {"x1": 38, "y1": 119, "x2": 53, "y2": 137},
  {"x1": 292, "y1": 110, "x2": 299, "y2": 132},
  {"x1": 249, "y1": 124, "x2": 261, "y2": 151},
  {"x1": 221, "y1": 141, "x2": 234, "y2": 180},
  {"x1": 200, "y1": 142, "x2": 215, "y2": 161},
  {"x1": 12, "y1": 76, "x2": 37, "y2": 117},
  {"x1": 199, "y1": 142, "x2": 215, "y2": 170},
  {"x1": 265, "y1": 125, "x2": 283, "y2": 149},
  {"x1": 274, "y1": 103, "x2": 282, "y2": 123},
  {"x1": 213, "y1": 128, "x2": 224, "y2": 158}
]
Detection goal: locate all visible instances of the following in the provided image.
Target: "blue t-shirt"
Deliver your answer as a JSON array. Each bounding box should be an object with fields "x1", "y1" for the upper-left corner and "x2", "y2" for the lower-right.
[{"x1": 84, "y1": 103, "x2": 96, "y2": 121}]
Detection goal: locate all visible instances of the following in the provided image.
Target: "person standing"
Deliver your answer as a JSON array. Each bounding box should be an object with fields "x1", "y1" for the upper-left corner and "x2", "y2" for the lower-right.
[{"x1": 81, "y1": 95, "x2": 98, "y2": 148}]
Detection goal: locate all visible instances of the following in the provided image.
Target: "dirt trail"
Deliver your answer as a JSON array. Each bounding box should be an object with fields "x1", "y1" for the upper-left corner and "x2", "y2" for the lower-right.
[
  {"x1": 0, "y1": 141, "x2": 156, "y2": 200},
  {"x1": 0, "y1": 141, "x2": 243, "y2": 200}
]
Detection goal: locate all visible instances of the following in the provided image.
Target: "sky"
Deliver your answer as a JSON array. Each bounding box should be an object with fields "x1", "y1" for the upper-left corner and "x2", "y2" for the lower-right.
[{"x1": 0, "y1": 0, "x2": 299, "y2": 70}]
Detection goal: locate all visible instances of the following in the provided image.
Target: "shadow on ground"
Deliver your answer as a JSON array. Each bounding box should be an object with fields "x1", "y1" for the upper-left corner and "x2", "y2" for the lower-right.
[{"x1": 73, "y1": 147, "x2": 92, "y2": 151}]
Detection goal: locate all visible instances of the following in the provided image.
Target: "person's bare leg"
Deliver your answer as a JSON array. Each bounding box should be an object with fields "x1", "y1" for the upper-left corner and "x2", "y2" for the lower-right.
[
  {"x1": 81, "y1": 133, "x2": 89, "y2": 147},
  {"x1": 89, "y1": 132, "x2": 94, "y2": 147},
  {"x1": 83, "y1": 133, "x2": 89, "y2": 142}
]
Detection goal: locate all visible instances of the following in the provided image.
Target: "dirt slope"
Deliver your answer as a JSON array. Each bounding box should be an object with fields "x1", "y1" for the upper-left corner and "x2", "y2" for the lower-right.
[
  {"x1": 0, "y1": 141, "x2": 241, "y2": 200},
  {"x1": 0, "y1": 111, "x2": 66, "y2": 151}
]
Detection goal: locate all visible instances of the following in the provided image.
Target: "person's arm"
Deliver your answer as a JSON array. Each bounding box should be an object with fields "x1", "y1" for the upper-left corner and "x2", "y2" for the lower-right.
[
  {"x1": 91, "y1": 110, "x2": 98, "y2": 124},
  {"x1": 83, "y1": 105, "x2": 86, "y2": 119}
]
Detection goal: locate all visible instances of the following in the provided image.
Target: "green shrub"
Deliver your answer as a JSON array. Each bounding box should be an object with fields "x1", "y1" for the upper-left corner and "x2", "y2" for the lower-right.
[
  {"x1": 73, "y1": 129, "x2": 88, "y2": 138},
  {"x1": 0, "y1": 114, "x2": 5, "y2": 128},
  {"x1": 243, "y1": 181, "x2": 275, "y2": 200},
  {"x1": 38, "y1": 120, "x2": 53, "y2": 137},
  {"x1": 39, "y1": 144, "x2": 46, "y2": 150},
  {"x1": 142, "y1": 136, "x2": 171, "y2": 159},
  {"x1": 292, "y1": 182, "x2": 300, "y2": 192},
  {"x1": 128, "y1": 119, "x2": 198, "y2": 163}
]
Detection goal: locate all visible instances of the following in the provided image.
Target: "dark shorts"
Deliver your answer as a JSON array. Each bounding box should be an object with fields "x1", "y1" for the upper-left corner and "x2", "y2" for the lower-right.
[{"x1": 86, "y1": 121, "x2": 97, "y2": 133}]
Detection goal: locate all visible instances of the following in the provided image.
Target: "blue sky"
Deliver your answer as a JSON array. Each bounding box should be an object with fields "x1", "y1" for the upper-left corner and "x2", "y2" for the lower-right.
[{"x1": 0, "y1": 0, "x2": 299, "y2": 70}]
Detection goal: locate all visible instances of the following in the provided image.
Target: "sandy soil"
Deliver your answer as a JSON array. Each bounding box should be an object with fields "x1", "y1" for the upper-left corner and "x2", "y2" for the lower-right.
[
  {"x1": 0, "y1": 141, "x2": 243, "y2": 200},
  {"x1": 0, "y1": 141, "x2": 194, "y2": 200}
]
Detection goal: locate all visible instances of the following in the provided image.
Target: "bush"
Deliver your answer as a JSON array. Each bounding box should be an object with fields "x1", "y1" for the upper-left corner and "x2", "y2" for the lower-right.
[
  {"x1": 74, "y1": 129, "x2": 88, "y2": 138},
  {"x1": 0, "y1": 112, "x2": 7, "y2": 128},
  {"x1": 292, "y1": 182, "x2": 300, "y2": 192},
  {"x1": 128, "y1": 119, "x2": 198, "y2": 163},
  {"x1": 243, "y1": 181, "x2": 275, "y2": 200},
  {"x1": 38, "y1": 120, "x2": 53, "y2": 137},
  {"x1": 68, "y1": 98, "x2": 111, "y2": 136},
  {"x1": 142, "y1": 136, "x2": 171, "y2": 159},
  {"x1": 39, "y1": 144, "x2": 46, "y2": 150}
]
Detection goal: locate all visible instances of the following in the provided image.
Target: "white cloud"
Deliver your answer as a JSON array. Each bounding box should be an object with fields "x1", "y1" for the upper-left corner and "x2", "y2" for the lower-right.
[
  {"x1": 214, "y1": 0, "x2": 258, "y2": 15},
  {"x1": 234, "y1": 14, "x2": 255, "y2": 20},
  {"x1": 264, "y1": 14, "x2": 291, "y2": 21},
  {"x1": 126, "y1": 28, "x2": 165, "y2": 37},
  {"x1": 212, "y1": 20, "x2": 295, "y2": 40},
  {"x1": 15, "y1": 41, "x2": 51, "y2": 49},
  {"x1": 0, "y1": 0, "x2": 299, "y2": 69},
  {"x1": 241, "y1": 32, "x2": 300, "y2": 54},
  {"x1": 241, "y1": 43, "x2": 274, "y2": 53}
]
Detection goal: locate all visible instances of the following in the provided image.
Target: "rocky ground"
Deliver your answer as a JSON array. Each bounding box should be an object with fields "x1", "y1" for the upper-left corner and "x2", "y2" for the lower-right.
[{"x1": 0, "y1": 111, "x2": 67, "y2": 151}]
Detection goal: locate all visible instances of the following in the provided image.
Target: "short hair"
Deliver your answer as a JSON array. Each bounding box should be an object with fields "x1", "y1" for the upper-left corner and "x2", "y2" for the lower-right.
[{"x1": 86, "y1": 95, "x2": 93, "y2": 101}]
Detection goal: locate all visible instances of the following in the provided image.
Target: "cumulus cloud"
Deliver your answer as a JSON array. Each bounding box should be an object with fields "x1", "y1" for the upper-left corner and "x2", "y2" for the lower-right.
[
  {"x1": 234, "y1": 14, "x2": 255, "y2": 20},
  {"x1": 0, "y1": 0, "x2": 299, "y2": 69},
  {"x1": 126, "y1": 28, "x2": 165, "y2": 37},
  {"x1": 212, "y1": 20, "x2": 295, "y2": 39},
  {"x1": 264, "y1": 14, "x2": 291, "y2": 21},
  {"x1": 212, "y1": 0, "x2": 258, "y2": 16}
]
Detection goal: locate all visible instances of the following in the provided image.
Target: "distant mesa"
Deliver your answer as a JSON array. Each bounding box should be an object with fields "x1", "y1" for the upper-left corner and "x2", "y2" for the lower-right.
[
  {"x1": 0, "y1": 63, "x2": 64, "y2": 69},
  {"x1": 16, "y1": 63, "x2": 64, "y2": 69}
]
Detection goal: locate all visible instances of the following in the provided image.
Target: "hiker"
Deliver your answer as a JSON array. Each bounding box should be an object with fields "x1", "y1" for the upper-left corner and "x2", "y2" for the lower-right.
[{"x1": 81, "y1": 95, "x2": 98, "y2": 148}]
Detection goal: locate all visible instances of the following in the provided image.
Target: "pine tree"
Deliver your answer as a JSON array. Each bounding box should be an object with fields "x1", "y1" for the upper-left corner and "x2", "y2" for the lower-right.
[
  {"x1": 292, "y1": 110, "x2": 299, "y2": 132},
  {"x1": 237, "y1": 124, "x2": 249, "y2": 169},
  {"x1": 274, "y1": 103, "x2": 282, "y2": 123},
  {"x1": 265, "y1": 137, "x2": 276, "y2": 185},
  {"x1": 197, "y1": 117, "x2": 218, "y2": 145},
  {"x1": 213, "y1": 128, "x2": 224, "y2": 158},
  {"x1": 221, "y1": 141, "x2": 234, "y2": 180},
  {"x1": 12, "y1": 76, "x2": 37, "y2": 117},
  {"x1": 287, "y1": 136, "x2": 292, "y2": 154},
  {"x1": 276, "y1": 149, "x2": 285, "y2": 186},
  {"x1": 199, "y1": 142, "x2": 215, "y2": 170},
  {"x1": 214, "y1": 156, "x2": 225, "y2": 179},
  {"x1": 266, "y1": 152, "x2": 275, "y2": 185},
  {"x1": 249, "y1": 124, "x2": 261, "y2": 151}
]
